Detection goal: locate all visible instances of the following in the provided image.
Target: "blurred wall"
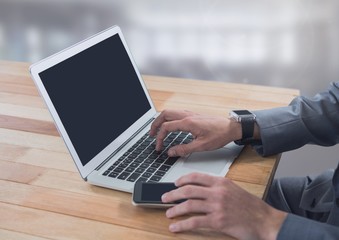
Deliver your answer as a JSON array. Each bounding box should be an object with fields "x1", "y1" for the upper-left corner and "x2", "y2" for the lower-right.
[{"x1": 0, "y1": 0, "x2": 338, "y2": 178}]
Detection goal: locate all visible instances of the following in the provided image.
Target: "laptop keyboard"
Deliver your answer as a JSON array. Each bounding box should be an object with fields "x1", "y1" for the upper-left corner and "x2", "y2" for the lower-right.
[{"x1": 102, "y1": 131, "x2": 193, "y2": 183}]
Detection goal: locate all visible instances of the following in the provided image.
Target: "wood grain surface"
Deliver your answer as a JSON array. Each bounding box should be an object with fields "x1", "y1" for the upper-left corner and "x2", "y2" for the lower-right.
[{"x1": 0, "y1": 60, "x2": 299, "y2": 239}]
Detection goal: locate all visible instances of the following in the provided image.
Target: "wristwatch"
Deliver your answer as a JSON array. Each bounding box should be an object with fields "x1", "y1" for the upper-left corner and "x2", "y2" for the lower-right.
[{"x1": 229, "y1": 110, "x2": 259, "y2": 145}]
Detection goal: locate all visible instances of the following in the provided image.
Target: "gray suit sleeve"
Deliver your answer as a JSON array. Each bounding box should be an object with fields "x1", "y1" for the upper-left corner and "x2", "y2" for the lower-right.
[
  {"x1": 278, "y1": 214, "x2": 339, "y2": 240},
  {"x1": 252, "y1": 82, "x2": 339, "y2": 238},
  {"x1": 253, "y1": 82, "x2": 339, "y2": 156}
]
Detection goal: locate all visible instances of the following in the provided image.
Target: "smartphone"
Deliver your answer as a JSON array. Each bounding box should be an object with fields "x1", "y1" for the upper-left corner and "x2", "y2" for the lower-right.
[{"x1": 132, "y1": 181, "x2": 184, "y2": 208}]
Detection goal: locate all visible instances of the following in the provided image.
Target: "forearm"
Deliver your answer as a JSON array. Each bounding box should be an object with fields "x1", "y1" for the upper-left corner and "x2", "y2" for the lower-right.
[
  {"x1": 278, "y1": 214, "x2": 339, "y2": 240},
  {"x1": 253, "y1": 82, "x2": 339, "y2": 156}
]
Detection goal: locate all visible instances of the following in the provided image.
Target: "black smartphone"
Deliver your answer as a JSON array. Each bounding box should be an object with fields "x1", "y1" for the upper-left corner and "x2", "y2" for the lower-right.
[{"x1": 132, "y1": 181, "x2": 184, "y2": 208}]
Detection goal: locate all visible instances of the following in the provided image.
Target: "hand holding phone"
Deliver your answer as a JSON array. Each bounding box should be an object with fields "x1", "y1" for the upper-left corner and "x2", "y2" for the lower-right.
[{"x1": 132, "y1": 181, "x2": 184, "y2": 208}]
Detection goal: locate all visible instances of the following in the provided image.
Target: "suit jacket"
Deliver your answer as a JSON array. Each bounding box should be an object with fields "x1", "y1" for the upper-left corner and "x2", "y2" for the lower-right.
[{"x1": 253, "y1": 82, "x2": 339, "y2": 239}]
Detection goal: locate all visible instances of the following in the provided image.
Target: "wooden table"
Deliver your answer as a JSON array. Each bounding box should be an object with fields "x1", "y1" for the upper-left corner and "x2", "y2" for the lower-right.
[{"x1": 0, "y1": 60, "x2": 299, "y2": 239}]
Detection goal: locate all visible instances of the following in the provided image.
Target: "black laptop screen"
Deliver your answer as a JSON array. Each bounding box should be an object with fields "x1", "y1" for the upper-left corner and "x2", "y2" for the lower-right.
[{"x1": 39, "y1": 34, "x2": 152, "y2": 166}]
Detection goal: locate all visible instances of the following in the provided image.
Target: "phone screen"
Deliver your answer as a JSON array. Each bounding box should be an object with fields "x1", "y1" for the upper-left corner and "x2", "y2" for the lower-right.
[
  {"x1": 140, "y1": 182, "x2": 177, "y2": 203},
  {"x1": 133, "y1": 182, "x2": 183, "y2": 206}
]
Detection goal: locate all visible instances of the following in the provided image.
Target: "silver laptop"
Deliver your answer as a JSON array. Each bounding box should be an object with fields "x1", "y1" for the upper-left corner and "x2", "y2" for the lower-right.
[{"x1": 29, "y1": 25, "x2": 243, "y2": 193}]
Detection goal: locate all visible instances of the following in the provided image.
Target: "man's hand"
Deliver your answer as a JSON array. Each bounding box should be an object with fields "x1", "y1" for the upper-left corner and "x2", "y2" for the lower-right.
[
  {"x1": 150, "y1": 109, "x2": 242, "y2": 156},
  {"x1": 162, "y1": 173, "x2": 287, "y2": 240}
]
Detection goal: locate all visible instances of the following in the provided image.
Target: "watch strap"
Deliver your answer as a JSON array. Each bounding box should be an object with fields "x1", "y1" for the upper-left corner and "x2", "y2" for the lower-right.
[
  {"x1": 241, "y1": 117, "x2": 254, "y2": 139},
  {"x1": 235, "y1": 138, "x2": 262, "y2": 145},
  {"x1": 234, "y1": 114, "x2": 262, "y2": 145}
]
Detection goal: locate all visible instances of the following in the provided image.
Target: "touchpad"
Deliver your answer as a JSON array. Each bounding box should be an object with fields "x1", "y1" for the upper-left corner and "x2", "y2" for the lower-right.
[{"x1": 182, "y1": 147, "x2": 238, "y2": 174}]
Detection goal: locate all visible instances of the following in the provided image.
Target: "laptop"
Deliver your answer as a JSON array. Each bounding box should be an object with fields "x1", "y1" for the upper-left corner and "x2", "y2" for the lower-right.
[{"x1": 29, "y1": 25, "x2": 243, "y2": 193}]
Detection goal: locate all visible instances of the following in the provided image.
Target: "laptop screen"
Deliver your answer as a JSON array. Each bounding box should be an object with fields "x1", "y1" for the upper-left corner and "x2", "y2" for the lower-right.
[{"x1": 39, "y1": 34, "x2": 151, "y2": 166}]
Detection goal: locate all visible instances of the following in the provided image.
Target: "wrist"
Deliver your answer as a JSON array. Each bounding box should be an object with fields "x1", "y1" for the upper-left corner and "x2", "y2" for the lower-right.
[
  {"x1": 229, "y1": 110, "x2": 262, "y2": 145},
  {"x1": 260, "y1": 208, "x2": 287, "y2": 240},
  {"x1": 228, "y1": 118, "x2": 242, "y2": 141},
  {"x1": 253, "y1": 123, "x2": 261, "y2": 139}
]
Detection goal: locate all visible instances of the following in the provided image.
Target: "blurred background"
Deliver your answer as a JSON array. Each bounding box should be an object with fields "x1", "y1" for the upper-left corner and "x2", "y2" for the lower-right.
[{"x1": 0, "y1": 0, "x2": 338, "y2": 178}]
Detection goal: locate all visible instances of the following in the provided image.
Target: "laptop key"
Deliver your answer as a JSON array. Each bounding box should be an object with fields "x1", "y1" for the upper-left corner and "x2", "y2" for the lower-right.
[
  {"x1": 148, "y1": 154, "x2": 158, "y2": 160},
  {"x1": 158, "y1": 154, "x2": 168, "y2": 160},
  {"x1": 139, "y1": 153, "x2": 148, "y2": 158},
  {"x1": 147, "y1": 144, "x2": 156, "y2": 150},
  {"x1": 129, "y1": 162, "x2": 140, "y2": 168},
  {"x1": 125, "y1": 167, "x2": 135, "y2": 173},
  {"x1": 113, "y1": 167, "x2": 124, "y2": 173},
  {"x1": 140, "y1": 163, "x2": 149, "y2": 169},
  {"x1": 144, "y1": 159, "x2": 154, "y2": 164},
  {"x1": 108, "y1": 166, "x2": 114, "y2": 171},
  {"x1": 118, "y1": 171, "x2": 130, "y2": 180},
  {"x1": 146, "y1": 167, "x2": 157, "y2": 173},
  {"x1": 129, "y1": 153, "x2": 138, "y2": 158},
  {"x1": 127, "y1": 173, "x2": 141, "y2": 182},
  {"x1": 124, "y1": 158, "x2": 134, "y2": 164},
  {"x1": 164, "y1": 157, "x2": 179, "y2": 166},
  {"x1": 135, "y1": 167, "x2": 145, "y2": 174},
  {"x1": 155, "y1": 158, "x2": 166, "y2": 164},
  {"x1": 136, "y1": 177, "x2": 148, "y2": 183},
  {"x1": 118, "y1": 163, "x2": 129, "y2": 168},
  {"x1": 150, "y1": 175, "x2": 161, "y2": 182},
  {"x1": 154, "y1": 170, "x2": 166, "y2": 177},
  {"x1": 113, "y1": 160, "x2": 122, "y2": 166},
  {"x1": 108, "y1": 172, "x2": 119, "y2": 178},
  {"x1": 143, "y1": 149, "x2": 153, "y2": 154},
  {"x1": 159, "y1": 165, "x2": 171, "y2": 172},
  {"x1": 151, "y1": 163, "x2": 161, "y2": 168},
  {"x1": 134, "y1": 157, "x2": 144, "y2": 163},
  {"x1": 103, "y1": 170, "x2": 110, "y2": 176},
  {"x1": 133, "y1": 149, "x2": 142, "y2": 154},
  {"x1": 142, "y1": 172, "x2": 152, "y2": 178}
]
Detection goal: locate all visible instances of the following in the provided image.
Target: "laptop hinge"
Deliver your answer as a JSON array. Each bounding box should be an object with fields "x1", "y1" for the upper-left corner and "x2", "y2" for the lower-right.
[{"x1": 95, "y1": 117, "x2": 155, "y2": 171}]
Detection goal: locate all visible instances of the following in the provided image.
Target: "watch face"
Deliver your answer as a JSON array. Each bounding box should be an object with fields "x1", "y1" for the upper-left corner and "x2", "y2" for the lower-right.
[
  {"x1": 229, "y1": 110, "x2": 255, "y2": 122},
  {"x1": 233, "y1": 110, "x2": 252, "y2": 115}
]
